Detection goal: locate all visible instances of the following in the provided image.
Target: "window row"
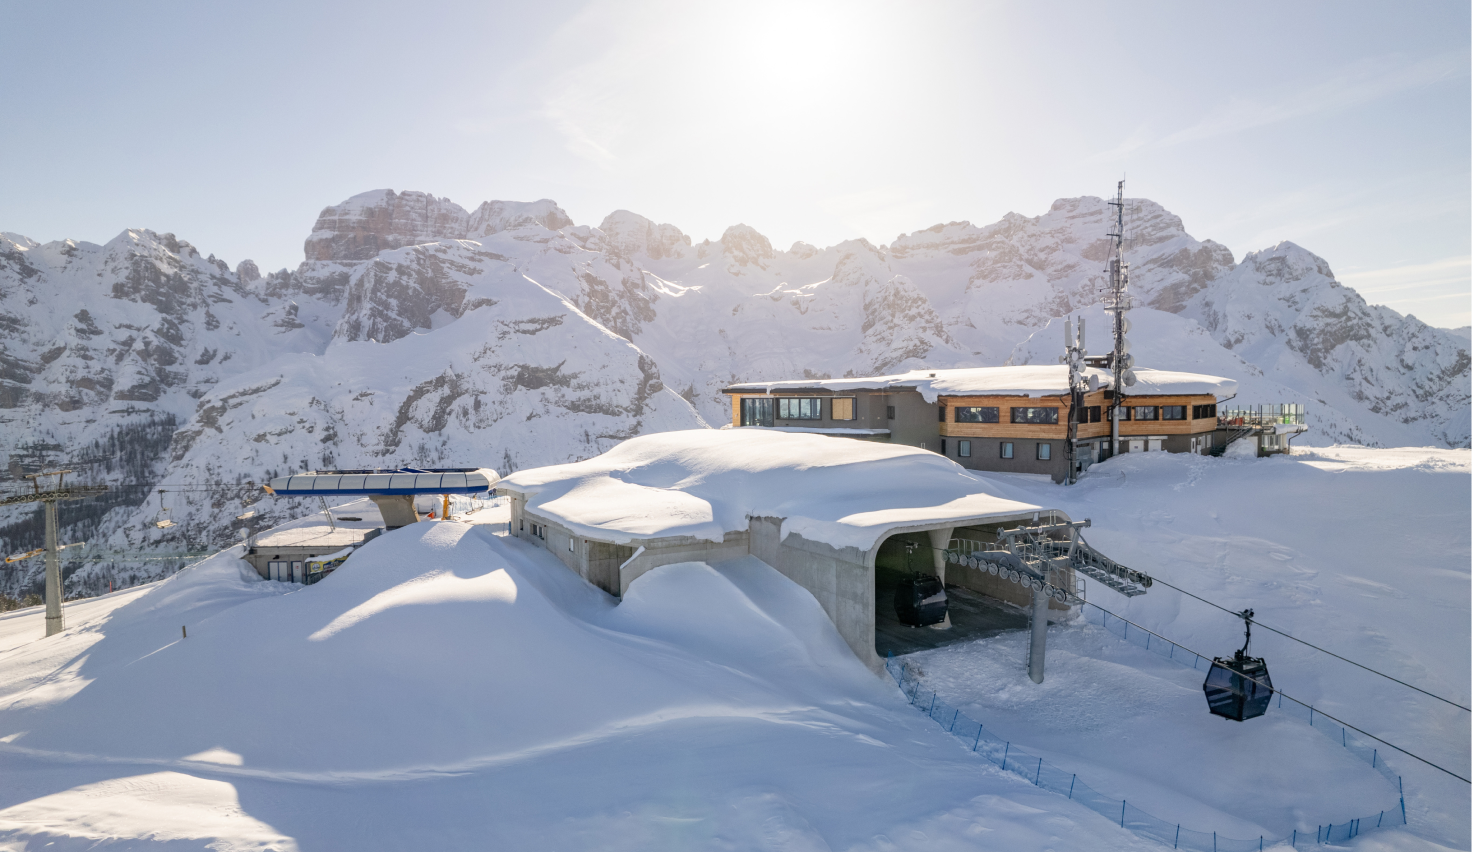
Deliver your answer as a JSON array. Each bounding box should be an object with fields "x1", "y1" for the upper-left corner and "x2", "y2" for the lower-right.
[
  {"x1": 942, "y1": 439, "x2": 1051, "y2": 460},
  {"x1": 1115, "y1": 405, "x2": 1187, "y2": 422},
  {"x1": 942, "y1": 406, "x2": 1061, "y2": 425},
  {"x1": 741, "y1": 396, "x2": 858, "y2": 426}
]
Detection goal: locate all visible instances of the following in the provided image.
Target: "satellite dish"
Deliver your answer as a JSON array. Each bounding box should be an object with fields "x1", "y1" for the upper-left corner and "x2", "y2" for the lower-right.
[
  {"x1": 1123, "y1": 369, "x2": 1137, "y2": 387},
  {"x1": 1088, "y1": 374, "x2": 1100, "y2": 392},
  {"x1": 1119, "y1": 338, "x2": 1131, "y2": 355},
  {"x1": 1120, "y1": 316, "x2": 1131, "y2": 334},
  {"x1": 1119, "y1": 353, "x2": 1135, "y2": 370}
]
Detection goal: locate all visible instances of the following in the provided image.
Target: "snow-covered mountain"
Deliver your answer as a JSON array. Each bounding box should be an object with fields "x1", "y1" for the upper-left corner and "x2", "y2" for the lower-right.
[{"x1": 1, "y1": 189, "x2": 1466, "y2": 595}]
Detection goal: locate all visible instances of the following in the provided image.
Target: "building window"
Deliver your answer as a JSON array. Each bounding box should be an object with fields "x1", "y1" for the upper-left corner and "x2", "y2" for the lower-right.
[
  {"x1": 959, "y1": 440, "x2": 971, "y2": 457},
  {"x1": 1114, "y1": 406, "x2": 1131, "y2": 421},
  {"x1": 886, "y1": 405, "x2": 896, "y2": 420},
  {"x1": 939, "y1": 406, "x2": 947, "y2": 422},
  {"x1": 955, "y1": 406, "x2": 1000, "y2": 423},
  {"x1": 568, "y1": 537, "x2": 575, "y2": 552},
  {"x1": 1134, "y1": 406, "x2": 1158, "y2": 421},
  {"x1": 1000, "y1": 442, "x2": 1014, "y2": 459},
  {"x1": 1011, "y1": 407, "x2": 1060, "y2": 424},
  {"x1": 740, "y1": 397, "x2": 774, "y2": 426},
  {"x1": 777, "y1": 397, "x2": 822, "y2": 420},
  {"x1": 1162, "y1": 406, "x2": 1186, "y2": 420},
  {"x1": 940, "y1": 438, "x2": 946, "y2": 454},
  {"x1": 1192, "y1": 403, "x2": 1218, "y2": 420},
  {"x1": 1037, "y1": 443, "x2": 1052, "y2": 461},
  {"x1": 831, "y1": 397, "x2": 856, "y2": 420},
  {"x1": 1086, "y1": 405, "x2": 1102, "y2": 423}
]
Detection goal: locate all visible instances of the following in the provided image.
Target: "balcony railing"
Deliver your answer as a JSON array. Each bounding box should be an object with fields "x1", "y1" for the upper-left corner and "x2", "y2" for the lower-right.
[{"x1": 1217, "y1": 404, "x2": 1305, "y2": 428}]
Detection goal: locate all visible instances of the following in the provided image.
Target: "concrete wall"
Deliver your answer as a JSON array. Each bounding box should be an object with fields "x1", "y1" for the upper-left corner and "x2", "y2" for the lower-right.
[
  {"x1": 941, "y1": 436, "x2": 1068, "y2": 482},
  {"x1": 617, "y1": 530, "x2": 751, "y2": 596},
  {"x1": 751, "y1": 516, "x2": 881, "y2": 672}
]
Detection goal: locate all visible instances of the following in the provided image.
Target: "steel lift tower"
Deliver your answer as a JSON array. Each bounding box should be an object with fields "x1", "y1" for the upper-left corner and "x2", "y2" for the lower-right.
[
  {"x1": 1, "y1": 471, "x2": 106, "y2": 636},
  {"x1": 1104, "y1": 180, "x2": 1137, "y2": 455}
]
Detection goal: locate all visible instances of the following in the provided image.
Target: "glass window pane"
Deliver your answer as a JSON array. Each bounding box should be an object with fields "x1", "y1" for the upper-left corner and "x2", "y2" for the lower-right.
[
  {"x1": 959, "y1": 440, "x2": 971, "y2": 457},
  {"x1": 1001, "y1": 442, "x2": 1014, "y2": 459},
  {"x1": 1037, "y1": 443, "x2": 1051, "y2": 460}
]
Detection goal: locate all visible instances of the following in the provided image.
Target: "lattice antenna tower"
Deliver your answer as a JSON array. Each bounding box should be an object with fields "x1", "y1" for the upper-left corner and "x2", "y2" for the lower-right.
[{"x1": 1104, "y1": 180, "x2": 1137, "y2": 455}]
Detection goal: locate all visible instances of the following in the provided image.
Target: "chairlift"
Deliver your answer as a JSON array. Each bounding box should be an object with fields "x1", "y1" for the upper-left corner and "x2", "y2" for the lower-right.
[
  {"x1": 1203, "y1": 608, "x2": 1274, "y2": 721},
  {"x1": 153, "y1": 489, "x2": 175, "y2": 529}
]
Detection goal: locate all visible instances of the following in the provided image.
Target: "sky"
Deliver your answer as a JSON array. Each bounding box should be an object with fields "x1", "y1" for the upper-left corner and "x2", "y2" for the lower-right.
[{"x1": 2, "y1": 0, "x2": 1468, "y2": 327}]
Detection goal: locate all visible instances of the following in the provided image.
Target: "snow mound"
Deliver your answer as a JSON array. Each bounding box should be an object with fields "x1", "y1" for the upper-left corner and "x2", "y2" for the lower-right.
[{"x1": 499, "y1": 428, "x2": 1044, "y2": 550}]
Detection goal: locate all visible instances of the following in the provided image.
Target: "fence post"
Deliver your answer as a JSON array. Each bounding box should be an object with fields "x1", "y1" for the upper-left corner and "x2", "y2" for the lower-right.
[
  {"x1": 1291, "y1": 828, "x2": 1296, "y2": 846},
  {"x1": 1400, "y1": 776, "x2": 1406, "y2": 823},
  {"x1": 973, "y1": 725, "x2": 982, "y2": 751},
  {"x1": 1174, "y1": 824, "x2": 1179, "y2": 848},
  {"x1": 950, "y1": 708, "x2": 959, "y2": 732},
  {"x1": 1372, "y1": 749, "x2": 1376, "y2": 768},
  {"x1": 1002, "y1": 742, "x2": 1009, "y2": 769},
  {"x1": 1035, "y1": 757, "x2": 1042, "y2": 785},
  {"x1": 1069, "y1": 775, "x2": 1076, "y2": 799},
  {"x1": 1120, "y1": 800, "x2": 1126, "y2": 827},
  {"x1": 928, "y1": 693, "x2": 936, "y2": 715},
  {"x1": 1377, "y1": 811, "x2": 1383, "y2": 828}
]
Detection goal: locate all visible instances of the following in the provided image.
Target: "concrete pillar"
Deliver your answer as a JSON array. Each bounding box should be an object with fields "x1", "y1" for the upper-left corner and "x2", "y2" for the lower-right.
[
  {"x1": 43, "y1": 501, "x2": 63, "y2": 637},
  {"x1": 1027, "y1": 585, "x2": 1048, "y2": 683},
  {"x1": 369, "y1": 494, "x2": 420, "y2": 529},
  {"x1": 927, "y1": 527, "x2": 954, "y2": 630}
]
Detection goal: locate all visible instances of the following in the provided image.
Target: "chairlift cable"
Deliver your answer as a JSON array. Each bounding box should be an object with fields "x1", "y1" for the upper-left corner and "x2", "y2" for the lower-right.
[{"x1": 1081, "y1": 597, "x2": 1471, "y2": 785}]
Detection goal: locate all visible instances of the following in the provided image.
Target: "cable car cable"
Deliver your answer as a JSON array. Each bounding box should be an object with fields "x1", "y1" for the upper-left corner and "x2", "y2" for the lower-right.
[
  {"x1": 1080, "y1": 597, "x2": 1471, "y2": 785},
  {"x1": 1140, "y1": 572, "x2": 1471, "y2": 713},
  {"x1": 920, "y1": 540, "x2": 1471, "y2": 713}
]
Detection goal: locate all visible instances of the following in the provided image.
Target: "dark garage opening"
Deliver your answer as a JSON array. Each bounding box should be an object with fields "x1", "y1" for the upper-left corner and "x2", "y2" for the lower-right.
[{"x1": 873, "y1": 530, "x2": 1029, "y2": 658}]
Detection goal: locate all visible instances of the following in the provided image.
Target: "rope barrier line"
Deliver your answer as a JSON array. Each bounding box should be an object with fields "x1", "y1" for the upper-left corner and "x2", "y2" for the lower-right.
[
  {"x1": 886, "y1": 654, "x2": 1406, "y2": 851},
  {"x1": 1079, "y1": 599, "x2": 1471, "y2": 785}
]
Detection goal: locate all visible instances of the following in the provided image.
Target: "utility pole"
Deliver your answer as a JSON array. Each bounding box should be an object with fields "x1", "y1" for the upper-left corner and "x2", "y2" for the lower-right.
[
  {"x1": 2, "y1": 471, "x2": 107, "y2": 637},
  {"x1": 1104, "y1": 180, "x2": 1136, "y2": 456}
]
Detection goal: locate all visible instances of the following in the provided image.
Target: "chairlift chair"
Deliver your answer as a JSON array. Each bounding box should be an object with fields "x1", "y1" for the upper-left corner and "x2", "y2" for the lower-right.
[
  {"x1": 153, "y1": 489, "x2": 175, "y2": 529},
  {"x1": 1203, "y1": 608, "x2": 1274, "y2": 721}
]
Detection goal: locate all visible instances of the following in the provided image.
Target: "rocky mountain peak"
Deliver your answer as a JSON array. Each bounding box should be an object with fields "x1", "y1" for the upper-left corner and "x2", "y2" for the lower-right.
[
  {"x1": 304, "y1": 189, "x2": 471, "y2": 262},
  {"x1": 467, "y1": 199, "x2": 574, "y2": 237},
  {"x1": 719, "y1": 224, "x2": 773, "y2": 268},
  {"x1": 598, "y1": 210, "x2": 691, "y2": 260}
]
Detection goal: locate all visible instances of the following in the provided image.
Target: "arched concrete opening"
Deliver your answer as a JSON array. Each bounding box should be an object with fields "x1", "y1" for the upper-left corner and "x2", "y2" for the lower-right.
[{"x1": 870, "y1": 518, "x2": 1081, "y2": 662}]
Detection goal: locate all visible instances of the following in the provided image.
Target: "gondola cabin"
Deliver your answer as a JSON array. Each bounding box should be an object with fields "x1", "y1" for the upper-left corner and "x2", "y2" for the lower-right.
[
  {"x1": 894, "y1": 574, "x2": 948, "y2": 627},
  {"x1": 1203, "y1": 652, "x2": 1275, "y2": 721}
]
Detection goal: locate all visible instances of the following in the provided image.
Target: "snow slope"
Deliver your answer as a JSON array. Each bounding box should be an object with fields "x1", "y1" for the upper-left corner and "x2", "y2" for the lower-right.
[
  {"x1": 914, "y1": 446, "x2": 1470, "y2": 849},
  {"x1": 0, "y1": 522, "x2": 1166, "y2": 851}
]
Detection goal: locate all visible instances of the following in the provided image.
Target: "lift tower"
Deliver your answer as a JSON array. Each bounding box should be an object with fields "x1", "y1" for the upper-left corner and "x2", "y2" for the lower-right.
[
  {"x1": 1, "y1": 471, "x2": 106, "y2": 636},
  {"x1": 1103, "y1": 180, "x2": 1137, "y2": 455}
]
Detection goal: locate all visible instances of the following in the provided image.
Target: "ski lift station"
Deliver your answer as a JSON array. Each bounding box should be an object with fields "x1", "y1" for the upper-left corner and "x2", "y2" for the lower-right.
[
  {"x1": 248, "y1": 468, "x2": 499, "y2": 583},
  {"x1": 496, "y1": 429, "x2": 1148, "y2": 675}
]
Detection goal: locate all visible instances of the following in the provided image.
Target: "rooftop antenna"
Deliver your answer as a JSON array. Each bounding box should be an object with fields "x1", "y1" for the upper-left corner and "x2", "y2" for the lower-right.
[
  {"x1": 1104, "y1": 179, "x2": 1136, "y2": 456},
  {"x1": 1061, "y1": 316, "x2": 1087, "y2": 485}
]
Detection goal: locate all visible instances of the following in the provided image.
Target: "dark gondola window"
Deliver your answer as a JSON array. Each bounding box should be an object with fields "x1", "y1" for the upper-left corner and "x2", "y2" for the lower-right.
[
  {"x1": 1011, "y1": 407, "x2": 1059, "y2": 424},
  {"x1": 1000, "y1": 442, "x2": 1014, "y2": 459},
  {"x1": 1162, "y1": 406, "x2": 1186, "y2": 420},
  {"x1": 959, "y1": 440, "x2": 971, "y2": 458},
  {"x1": 1134, "y1": 406, "x2": 1158, "y2": 421},
  {"x1": 955, "y1": 406, "x2": 1000, "y2": 423},
  {"x1": 777, "y1": 397, "x2": 822, "y2": 420},
  {"x1": 740, "y1": 397, "x2": 774, "y2": 426}
]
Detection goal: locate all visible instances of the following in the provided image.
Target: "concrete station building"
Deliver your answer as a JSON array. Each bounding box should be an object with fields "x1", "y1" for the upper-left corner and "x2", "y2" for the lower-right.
[
  {"x1": 723, "y1": 365, "x2": 1302, "y2": 483},
  {"x1": 497, "y1": 429, "x2": 1142, "y2": 674}
]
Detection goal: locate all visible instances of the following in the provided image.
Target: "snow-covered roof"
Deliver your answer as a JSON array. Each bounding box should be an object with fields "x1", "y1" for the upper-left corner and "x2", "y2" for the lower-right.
[
  {"x1": 498, "y1": 429, "x2": 1047, "y2": 551},
  {"x1": 725, "y1": 365, "x2": 1237, "y2": 401}
]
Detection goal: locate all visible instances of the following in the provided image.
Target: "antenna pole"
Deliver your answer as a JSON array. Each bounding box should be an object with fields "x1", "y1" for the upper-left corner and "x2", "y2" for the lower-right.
[{"x1": 1105, "y1": 180, "x2": 1133, "y2": 456}]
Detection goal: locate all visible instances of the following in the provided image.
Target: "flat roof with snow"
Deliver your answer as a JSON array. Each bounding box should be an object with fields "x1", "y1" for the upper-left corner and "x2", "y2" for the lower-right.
[
  {"x1": 724, "y1": 364, "x2": 1237, "y2": 401},
  {"x1": 498, "y1": 429, "x2": 1046, "y2": 552}
]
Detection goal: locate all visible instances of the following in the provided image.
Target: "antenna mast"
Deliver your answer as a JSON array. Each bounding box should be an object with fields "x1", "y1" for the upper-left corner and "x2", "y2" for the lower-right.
[{"x1": 1104, "y1": 180, "x2": 1135, "y2": 456}]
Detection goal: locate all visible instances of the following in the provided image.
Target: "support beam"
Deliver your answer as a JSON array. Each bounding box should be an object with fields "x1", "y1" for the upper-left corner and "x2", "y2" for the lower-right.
[
  {"x1": 1028, "y1": 586, "x2": 1049, "y2": 683},
  {"x1": 44, "y1": 501, "x2": 63, "y2": 637},
  {"x1": 927, "y1": 527, "x2": 954, "y2": 630},
  {"x1": 369, "y1": 494, "x2": 420, "y2": 529}
]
